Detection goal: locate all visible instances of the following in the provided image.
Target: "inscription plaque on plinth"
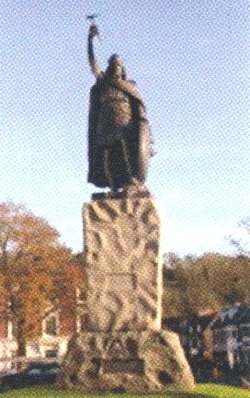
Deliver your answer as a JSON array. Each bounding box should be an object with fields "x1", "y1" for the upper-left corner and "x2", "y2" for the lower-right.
[{"x1": 102, "y1": 359, "x2": 145, "y2": 375}]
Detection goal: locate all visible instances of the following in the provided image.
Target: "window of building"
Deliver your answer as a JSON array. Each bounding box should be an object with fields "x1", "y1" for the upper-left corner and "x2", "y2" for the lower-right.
[
  {"x1": 76, "y1": 288, "x2": 87, "y2": 302},
  {"x1": 45, "y1": 316, "x2": 57, "y2": 336},
  {"x1": 243, "y1": 349, "x2": 250, "y2": 364},
  {"x1": 77, "y1": 314, "x2": 88, "y2": 333},
  {"x1": 240, "y1": 325, "x2": 250, "y2": 338},
  {"x1": 214, "y1": 329, "x2": 227, "y2": 346},
  {"x1": 45, "y1": 349, "x2": 58, "y2": 358}
]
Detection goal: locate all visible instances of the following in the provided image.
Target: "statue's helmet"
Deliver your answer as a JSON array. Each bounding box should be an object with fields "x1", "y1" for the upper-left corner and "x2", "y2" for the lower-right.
[{"x1": 106, "y1": 54, "x2": 126, "y2": 80}]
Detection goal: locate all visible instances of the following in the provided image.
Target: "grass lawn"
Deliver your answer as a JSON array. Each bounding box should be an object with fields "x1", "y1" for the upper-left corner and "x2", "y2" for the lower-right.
[{"x1": 0, "y1": 384, "x2": 249, "y2": 398}]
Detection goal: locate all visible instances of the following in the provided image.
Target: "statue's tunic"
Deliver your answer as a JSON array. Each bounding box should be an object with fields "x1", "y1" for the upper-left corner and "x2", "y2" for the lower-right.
[
  {"x1": 95, "y1": 85, "x2": 134, "y2": 146},
  {"x1": 88, "y1": 76, "x2": 152, "y2": 189}
]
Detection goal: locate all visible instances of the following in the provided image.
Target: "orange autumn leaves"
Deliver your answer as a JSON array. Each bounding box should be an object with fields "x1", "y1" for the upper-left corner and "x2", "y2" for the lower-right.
[{"x1": 0, "y1": 201, "x2": 84, "y2": 354}]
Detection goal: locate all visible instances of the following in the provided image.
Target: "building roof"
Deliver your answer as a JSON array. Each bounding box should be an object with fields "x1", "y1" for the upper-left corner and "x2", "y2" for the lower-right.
[{"x1": 212, "y1": 304, "x2": 250, "y2": 329}]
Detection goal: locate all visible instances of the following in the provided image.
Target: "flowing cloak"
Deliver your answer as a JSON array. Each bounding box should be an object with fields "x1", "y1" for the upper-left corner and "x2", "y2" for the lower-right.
[{"x1": 87, "y1": 75, "x2": 153, "y2": 189}]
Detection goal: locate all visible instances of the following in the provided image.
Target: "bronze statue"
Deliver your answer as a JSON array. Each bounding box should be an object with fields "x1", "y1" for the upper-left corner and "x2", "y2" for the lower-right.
[{"x1": 87, "y1": 20, "x2": 153, "y2": 191}]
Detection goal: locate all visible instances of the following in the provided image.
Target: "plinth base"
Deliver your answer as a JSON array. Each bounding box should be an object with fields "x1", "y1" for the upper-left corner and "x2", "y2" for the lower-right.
[{"x1": 57, "y1": 328, "x2": 195, "y2": 393}]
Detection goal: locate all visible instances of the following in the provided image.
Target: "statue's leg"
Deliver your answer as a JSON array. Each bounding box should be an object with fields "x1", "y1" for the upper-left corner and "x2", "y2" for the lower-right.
[
  {"x1": 121, "y1": 139, "x2": 133, "y2": 179},
  {"x1": 104, "y1": 148, "x2": 114, "y2": 190}
]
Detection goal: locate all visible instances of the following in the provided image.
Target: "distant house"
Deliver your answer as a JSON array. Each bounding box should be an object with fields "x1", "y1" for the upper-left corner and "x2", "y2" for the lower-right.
[
  {"x1": 209, "y1": 304, "x2": 250, "y2": 375},
  {"x1": 163, "y1": 304, "x2": 250, "y2": 380},
  {"x1": 163, "y1": 310, "x2": 215, "y2": 380},
  {"x1": 0, "y1": 288, "x2": 88, "y2": 372}
]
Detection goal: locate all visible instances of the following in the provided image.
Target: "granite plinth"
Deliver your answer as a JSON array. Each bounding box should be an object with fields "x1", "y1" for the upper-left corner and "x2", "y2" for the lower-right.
[
  {"x1": 58, "y1": 192, "x2": 194, "y2": 392},
  {"x1": 84, "y1": 193, "x2": 162, "y2": 332}
]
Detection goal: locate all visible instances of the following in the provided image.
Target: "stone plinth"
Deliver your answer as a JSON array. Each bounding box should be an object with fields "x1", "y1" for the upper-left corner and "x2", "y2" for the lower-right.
[
  {"x1": 58, "y1": 193, "x2": 194, "y2": 392},
  {"x1": 84, "y1": 194, "x2": 162, "y2": 332}
]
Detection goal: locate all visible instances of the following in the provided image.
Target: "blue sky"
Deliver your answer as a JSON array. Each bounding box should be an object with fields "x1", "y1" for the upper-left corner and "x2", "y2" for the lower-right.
[{"x1": 2, "y1": 0, "x2": 249, "y2": 255}]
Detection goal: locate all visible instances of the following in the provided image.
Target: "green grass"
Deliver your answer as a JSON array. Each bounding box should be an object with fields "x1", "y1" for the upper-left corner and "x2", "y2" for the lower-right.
[
  {"x1": 195, "y1": 384, "x2": 249, "y2": 398},
  {"x1": 1, "y1": 384, "x2": 249, "y2": 398}
]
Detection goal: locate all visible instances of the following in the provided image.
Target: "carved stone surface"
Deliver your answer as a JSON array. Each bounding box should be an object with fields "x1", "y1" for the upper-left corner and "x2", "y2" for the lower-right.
[
  {"x1": 58, "y1": 329, "x2": 195, "y2": 392},
  {"x1": 58, "y1": 193, "x2": 195, "y2": 392},
  {"x1": 83, "y1": 194, "x2": 162, "y2": 332}
]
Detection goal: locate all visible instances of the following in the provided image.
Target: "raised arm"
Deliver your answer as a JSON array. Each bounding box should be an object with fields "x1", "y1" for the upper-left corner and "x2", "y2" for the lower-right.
[{"x1": 88, "y1": 24, "x2": 102, "y2": 79}]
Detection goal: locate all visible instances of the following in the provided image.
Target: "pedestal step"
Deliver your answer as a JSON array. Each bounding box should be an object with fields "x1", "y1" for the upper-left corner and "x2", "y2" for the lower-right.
[{"x1": 57, "y1": 329, "x2": 195, "y2": 392}]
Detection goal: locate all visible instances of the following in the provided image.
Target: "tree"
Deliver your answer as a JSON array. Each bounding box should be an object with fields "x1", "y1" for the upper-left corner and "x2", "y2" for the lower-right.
[
  {"x1": 162, "y1": 251, "x2": 250, "y2": 319},
  {"x1": 227, "y1": 216, "x2": 250, "y2": 255},
  {"x1": 162, "y1": 252, "x2": 220, "y2": 318},
  {"x1": 0, "y1": 201, "x2": 84, "y2": 356}
]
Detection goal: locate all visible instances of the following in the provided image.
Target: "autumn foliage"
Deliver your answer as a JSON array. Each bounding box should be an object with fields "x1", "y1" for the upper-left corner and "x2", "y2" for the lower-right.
[
  {"x1": 162, "y1": 251, "x2": 250, "y2": 319},
  {"x1": 0, "y1": 201, "x2": 84, "y2": 356}
]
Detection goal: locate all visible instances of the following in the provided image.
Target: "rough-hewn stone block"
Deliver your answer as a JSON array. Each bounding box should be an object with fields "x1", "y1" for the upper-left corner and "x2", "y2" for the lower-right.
[
  {"x1": 58, "y1": 329, "x2": 195, "y2": 392},
  {"x1": 83, "y1": 195, "x2": 162, "y2": 332}
]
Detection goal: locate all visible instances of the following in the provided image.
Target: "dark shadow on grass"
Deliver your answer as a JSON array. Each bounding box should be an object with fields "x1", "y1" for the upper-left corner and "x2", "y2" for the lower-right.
[
  {"x1": 158, "y1": 393, "x2": 217, "y2": 398},
  {"x1": 99, "y1": 391, "x2": 218, "y2": 398}
]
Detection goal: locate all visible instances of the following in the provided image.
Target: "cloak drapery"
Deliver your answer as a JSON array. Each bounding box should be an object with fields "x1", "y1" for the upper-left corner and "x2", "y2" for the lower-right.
[{"x1": 87, "y1": 75, "x2": 153, "y2": 189}]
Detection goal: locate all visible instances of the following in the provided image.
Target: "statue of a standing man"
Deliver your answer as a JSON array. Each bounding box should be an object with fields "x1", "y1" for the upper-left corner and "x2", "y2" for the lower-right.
[{"x1": 87, "y1": 21, "x2": 153, "y2": 192}]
